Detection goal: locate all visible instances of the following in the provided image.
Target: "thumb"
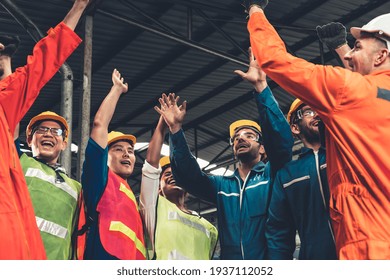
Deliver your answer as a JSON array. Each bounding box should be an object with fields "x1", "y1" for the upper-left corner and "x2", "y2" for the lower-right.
[{"x1": 234, "y1": 70, "x2": 246, "y2": 79}]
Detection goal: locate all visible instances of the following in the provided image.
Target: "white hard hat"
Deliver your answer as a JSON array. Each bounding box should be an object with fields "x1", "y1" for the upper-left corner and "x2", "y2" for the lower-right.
[{"x1": 350, "y1": 13, "x2": 390, "y2": 49}]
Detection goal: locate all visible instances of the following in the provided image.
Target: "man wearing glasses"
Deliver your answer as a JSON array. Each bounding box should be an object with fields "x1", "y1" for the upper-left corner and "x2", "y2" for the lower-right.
[
  {"x1": 156, "y1": 51, "x2": 293, "y2": 259},
  {"x1": 266, "y1": 99, "x2": 337, "y2": 260},
  {"x1": 14, "y1": 111, "x2": 82, "y2": 259}
]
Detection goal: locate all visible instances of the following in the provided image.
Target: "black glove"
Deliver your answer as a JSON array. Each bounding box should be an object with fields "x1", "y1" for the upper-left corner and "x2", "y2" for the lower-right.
[
  {"x1": 316, "y1": 22, "x2": 347, "y2": 50},
  {"x1": 242, "y1": 0, "x2": 269, "y2": 13},
  {"x1": 0, "y1": 34, "x2": 20, "y2": 57}
]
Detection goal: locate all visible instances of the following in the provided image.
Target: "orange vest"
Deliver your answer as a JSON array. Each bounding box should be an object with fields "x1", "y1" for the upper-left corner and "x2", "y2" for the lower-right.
[{"x1": 96, "y1": 170, "x2": 146, "y2": 259}]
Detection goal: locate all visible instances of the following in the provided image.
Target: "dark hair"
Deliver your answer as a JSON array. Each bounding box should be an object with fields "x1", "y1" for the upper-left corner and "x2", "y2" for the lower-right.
[
  {"x1": 159, "y1": 164, "x2": 171, "y2": 180},
  {"x1": 0, "y1": 34, "x2": 20, "y2": 57}
]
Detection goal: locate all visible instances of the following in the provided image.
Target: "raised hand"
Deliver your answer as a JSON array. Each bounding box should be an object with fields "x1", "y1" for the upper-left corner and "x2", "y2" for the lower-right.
[
  {"x1": 234, "y1": 47, "x2": 267, "y2": 92},
  {"x1": 154, "y1": 93, "x2": 187, "y2": 134},
  {"x1": 111, "y1": 68, "x2": 128, "y2": 94},
  {"x1": 316, "y1": 22, "x2": 347, "y2": 50},
  {"x1": 242, "y1": 0, "x2": 269, "y2": 13}
]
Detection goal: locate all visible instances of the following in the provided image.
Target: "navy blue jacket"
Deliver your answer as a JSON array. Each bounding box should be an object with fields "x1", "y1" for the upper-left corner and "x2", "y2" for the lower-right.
[
  {"x1": 266, "y1": 147, "x2": 337, "y2": 260},
  {"x1": 169, "y1": 87, "x2": 293, "y2": 259}
]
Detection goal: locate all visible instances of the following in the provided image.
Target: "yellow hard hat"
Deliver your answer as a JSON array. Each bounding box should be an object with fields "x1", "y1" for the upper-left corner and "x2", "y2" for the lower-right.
[
  {"x1": 229, "y1": 119, "x2": 261, "y2": 138},
  {"x1": 107, "y1": 131, "x2": 136, "y2": 146},
  {"x1": 287, "y1": 99, "x2": 304, "y2": 124},
  {"x1": 159, "y1": 156, "x2": 170, "y2": 169},
  {"x1": 26, "y1": 111, "x2": 69, "y2": 142}
]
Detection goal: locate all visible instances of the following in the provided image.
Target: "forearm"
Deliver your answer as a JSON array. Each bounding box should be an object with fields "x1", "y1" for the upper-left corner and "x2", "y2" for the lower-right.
[
  {"x1": 139, "y1": 161, "x2": 161, "y2": 253},
  {"x1": 169, "y1": 130, "x2": 216, "y2": 203},
  {"x1": 146, "y1": 117, "x2": 167, "y2": 168},
  {"x1": 91, "y1": 86, "x2": 122, "y2": 147},
  {"x1": 63, "y1": 0, "x2": 89, "y2": 31},
  {"x1": 248, "y1": 12, "x2": 345, "y2": 116},
  {"x1": 255, "y1": 87, "x2": 293, "y2": 170},
  {"x1": 1, "y1": 23, "x2": 81, "y2": 131}
]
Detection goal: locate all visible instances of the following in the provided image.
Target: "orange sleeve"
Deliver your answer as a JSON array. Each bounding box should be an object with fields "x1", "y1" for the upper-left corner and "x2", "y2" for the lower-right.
[
  {"x1": 0, "y1": 22, "x2": 81, "y2": 133},
  {"x1": 247, "y1": 12, "x2": 371, "y2": 116}
]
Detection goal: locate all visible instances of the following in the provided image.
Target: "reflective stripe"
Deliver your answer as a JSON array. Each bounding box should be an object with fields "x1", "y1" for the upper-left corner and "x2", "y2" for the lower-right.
[
  {"x1": 119, "y1": 183, "x2": 138, "y2": 209},
  {"x1": 217, "y1": 191, "x2": 239, "y2": 197},
  {"x1": 168, "y1": 249, "x2": 190, "y2": 260},
  {"x1": 168, "y1": 211, "x2": 210, "y2": 238},
  {"x1": 36, "y1": 216, "x2": 68, "y2": 239},
  {"x1": 25, "y1": 168, "x2": 77, "y2": 200},
  {"x1": 109, "y1": 221, "x2": 146, "y2": 258},
  {"x1": 320, "y1": 163, "x2": 327, "y2": 170},
  {"x1": 283, "y1": 175, "x2": 310, "y2": 188},
  {"x1": 246, "y1": 180, "x2": 269, "y2": 190}
]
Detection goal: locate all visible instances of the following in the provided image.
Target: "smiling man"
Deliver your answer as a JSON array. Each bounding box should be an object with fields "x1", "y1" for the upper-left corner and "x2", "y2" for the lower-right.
[
  {"x1": 266, "y1": 99, "x2": 337, "y2": 260},
  {"x1": 15, "y1": 111, "x2": 82, "y2": 260},
  {"x1": 81, "y1": 69, "x2": 146, "y2": 260},
  {"x1": 245, "y1": 2, "x2": 390, "y2": 259}
]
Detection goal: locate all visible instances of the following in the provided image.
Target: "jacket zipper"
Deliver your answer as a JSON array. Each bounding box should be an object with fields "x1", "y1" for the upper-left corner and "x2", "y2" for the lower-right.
[
  {"x1": 314, "y1": 151, "x2": 335, "y2": 242},
  {"x1": 237, "y1": 172, "x2": 251, "y2": 260}
]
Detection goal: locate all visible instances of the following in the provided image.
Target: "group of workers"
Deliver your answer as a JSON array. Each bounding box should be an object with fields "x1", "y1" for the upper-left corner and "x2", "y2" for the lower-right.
[{"x1": 0, "y1": 0, "x2": 389, "y2": 260}]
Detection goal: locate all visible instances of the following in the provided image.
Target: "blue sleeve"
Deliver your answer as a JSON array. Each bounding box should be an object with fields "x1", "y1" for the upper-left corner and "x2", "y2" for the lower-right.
[
  {"x1": 169, "y1": 129, "x2": 217, "y2": 203},
  {"x1": 81, "y1": 138, "x2": 108, "y2": 217},
  {"x1": 14, "y1": 138, "x2": 23, "y2": 157},
  {"x1": 266, "y1": 171, "x2": 296, "y2": 260},
  {"x1": 254, "y1": 87, "x2": 293, "y2": 174}
]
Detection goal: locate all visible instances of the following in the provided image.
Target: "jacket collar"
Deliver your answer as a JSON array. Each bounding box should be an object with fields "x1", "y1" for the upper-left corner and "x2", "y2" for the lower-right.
[
  {"x1": 225, "y1": 160, "x2": 266, "y2": 178},
  {"x1": 298, "y1": 146, "x2": 326, "y2": 159}
]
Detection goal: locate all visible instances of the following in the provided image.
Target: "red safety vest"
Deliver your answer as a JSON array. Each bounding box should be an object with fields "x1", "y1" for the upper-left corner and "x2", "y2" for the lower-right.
[{"x1": 96, "y1": 170, "x2": 146, "y2": 259}]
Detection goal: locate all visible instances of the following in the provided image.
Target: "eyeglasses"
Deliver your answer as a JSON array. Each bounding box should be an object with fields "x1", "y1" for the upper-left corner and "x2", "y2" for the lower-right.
[
  {"x1": 295, "y1": 108, "x2": 317, "y2": 121},
  {"x1": 33, "y1": 126, "x2": 64, "y2": 137},
  {"x1": 229, "y1": 131, "x2": 260, "y2": 145}
]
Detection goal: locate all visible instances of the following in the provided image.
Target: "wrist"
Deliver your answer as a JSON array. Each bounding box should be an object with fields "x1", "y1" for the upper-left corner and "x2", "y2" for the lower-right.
[
  {"x1": 169, "y1": 123, "x2": 182, "y2": 134},
  {"x1": 254, "y1": 80, "x2": 267, "y2": 92}
]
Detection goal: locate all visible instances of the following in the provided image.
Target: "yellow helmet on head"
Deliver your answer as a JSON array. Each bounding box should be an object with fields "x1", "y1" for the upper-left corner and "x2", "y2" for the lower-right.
[
  {"x1": 26, "y1": 111, "x2": 69, "y2": 142},
  {"x1": 229, "y1": 119, "x2": 261, "y2": 138},
  {"x1": 159, "y1": 156, "x2": 170, "y2": 169},
  {"x1": 287, "y1": 99, "x2": 304, "y2": 124},
  {"x1": 107, "y1": 131, "x2": 136, "y2": 147}
]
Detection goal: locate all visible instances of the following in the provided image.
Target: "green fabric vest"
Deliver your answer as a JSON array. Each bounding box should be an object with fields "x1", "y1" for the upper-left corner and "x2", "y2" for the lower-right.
[
  {"x1": 154, "y1": 196, "x2": 218, "y2": 260},
  {"x1": 20, "y1": 154, "x2": 81, "y2": 260}
]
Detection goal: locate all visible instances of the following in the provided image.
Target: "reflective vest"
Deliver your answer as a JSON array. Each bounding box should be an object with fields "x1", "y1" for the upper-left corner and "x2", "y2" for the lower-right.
[
  {"x1": 20, "y1": 154, "x2": 81, "y2": 260},
  {"x1": 97, "y1": 170, "x2": 146, "y2": 260},
  {"x1": 155, "y1": 196, "x2": 218, "y2": 260}
]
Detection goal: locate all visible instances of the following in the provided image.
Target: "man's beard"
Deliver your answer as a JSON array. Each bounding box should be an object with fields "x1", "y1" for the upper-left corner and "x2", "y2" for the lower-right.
[{"x1": 299, "y1": 122, "x2": 320, "y2": 145}]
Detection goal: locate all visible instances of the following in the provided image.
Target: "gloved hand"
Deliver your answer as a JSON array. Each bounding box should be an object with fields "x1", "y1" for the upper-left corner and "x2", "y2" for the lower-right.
[
  {"x1": 242, "y1": 0, "x2": 269, "y2": 13},
  {"x1": 316, "y1": 22, "x2": 347, "y2": 50}
]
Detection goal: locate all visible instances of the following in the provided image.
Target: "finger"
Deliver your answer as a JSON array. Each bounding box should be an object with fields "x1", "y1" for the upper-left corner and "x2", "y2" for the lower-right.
[
  {"x1": 180, "y1": 100, "x2": 187, "y2": 111},
  {"x1": 154, "y1": 106, "x2": 163, "y2": 115},
  {"x1": 234, "y1": 70, "x2": 246, "y2": 78},
  {"x1": 248, "y1": 47, "x2": 254, "y2": 62},
  {"x1": 174, "y1": 95, "x2": 180, "y2": 104},
  {"x1": 158, "y1": 97, "x2": 166, "y2": 108}
]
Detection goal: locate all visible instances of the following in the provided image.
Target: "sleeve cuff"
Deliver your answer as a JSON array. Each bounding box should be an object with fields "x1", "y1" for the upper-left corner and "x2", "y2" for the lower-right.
[{"x1": 142, "y1": 160, "x2": 162, "y2": 179}]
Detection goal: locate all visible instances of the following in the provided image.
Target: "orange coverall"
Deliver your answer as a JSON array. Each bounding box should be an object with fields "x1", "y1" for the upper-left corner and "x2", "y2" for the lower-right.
[
  {"x1": 0, "y1": 22, "x2": 81, "y2": 259},
  {"x1": 248, "y1": 11, "x2": 390, "y2": 259}
]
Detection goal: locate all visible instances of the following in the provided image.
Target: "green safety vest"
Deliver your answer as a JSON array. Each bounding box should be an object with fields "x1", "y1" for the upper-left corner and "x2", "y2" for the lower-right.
[
  {"x1": 154, "y1": 196, "x2": 218, "y2": 260},
  {"x1": 20, "y1": 154, "x2": 81, "y2": 260}
]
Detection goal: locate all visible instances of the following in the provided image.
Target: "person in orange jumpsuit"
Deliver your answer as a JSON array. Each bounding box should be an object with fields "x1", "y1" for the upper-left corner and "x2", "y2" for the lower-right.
[
  {"x1": 0, "y1": 0, "x2": 89, "y2": 259},
  {"x1": 243, "y1": 1, "x2": 390, "y2": 259}
]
